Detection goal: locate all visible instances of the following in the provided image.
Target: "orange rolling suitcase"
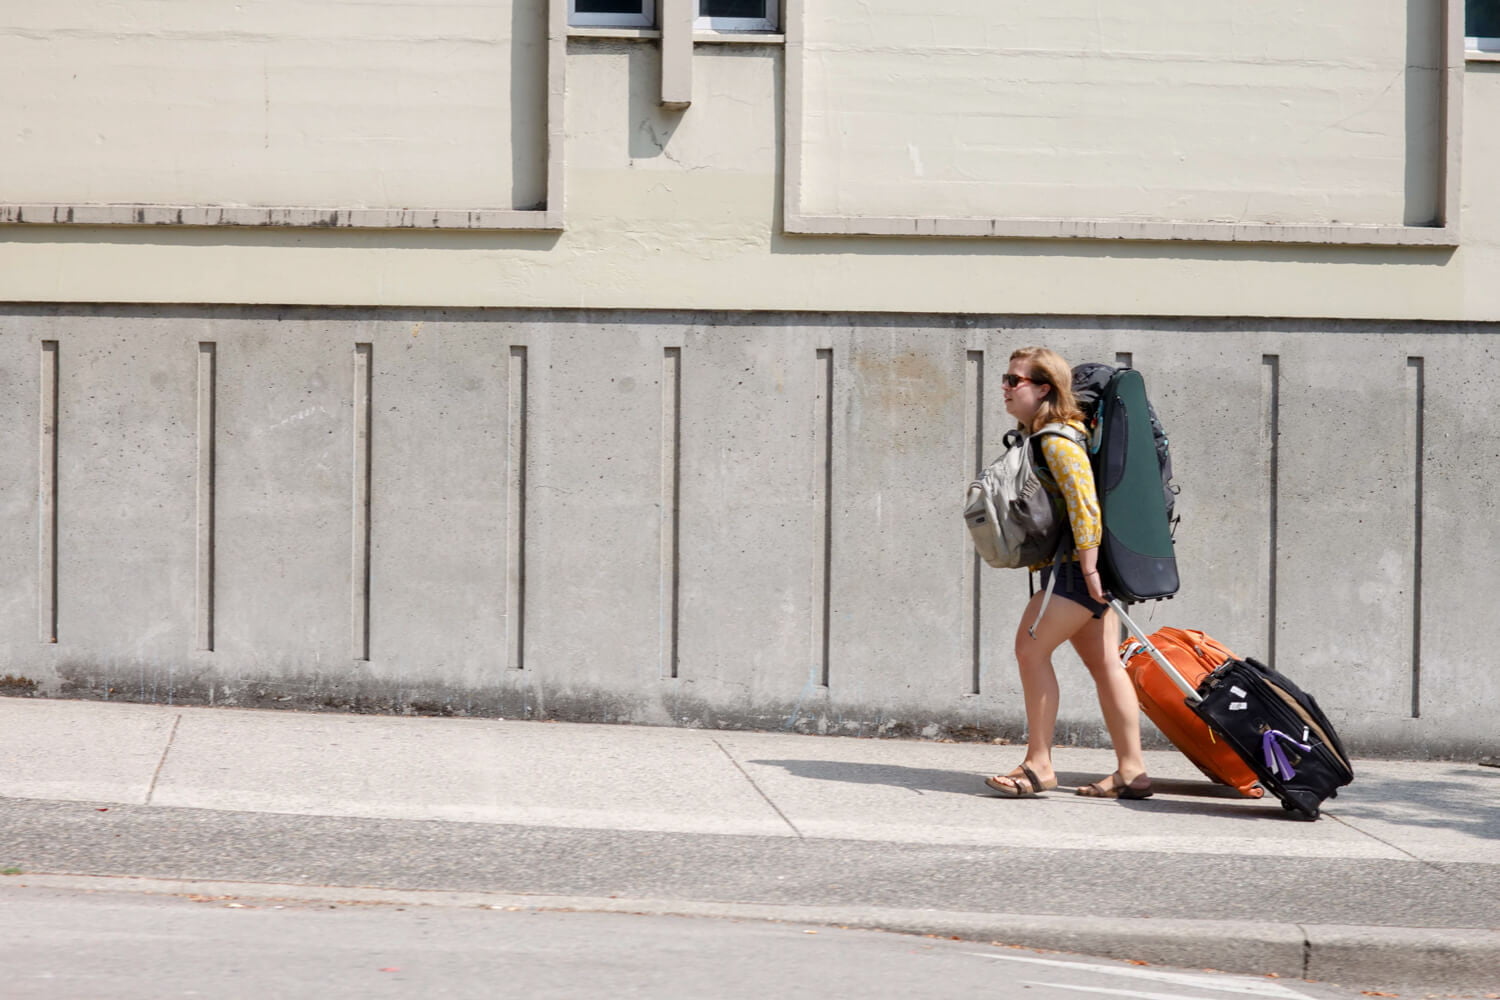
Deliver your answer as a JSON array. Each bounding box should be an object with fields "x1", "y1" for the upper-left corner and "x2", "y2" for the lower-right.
[{"x1": 1120, "y1": 625, "x2": 1265, "y2": 799}]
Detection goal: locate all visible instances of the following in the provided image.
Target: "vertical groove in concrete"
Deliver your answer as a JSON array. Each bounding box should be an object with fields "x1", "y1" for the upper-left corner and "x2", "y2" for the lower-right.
[
  {"x1": 196, "y1": 343, "x2": 216, "y2": 652},
  {"x1": 661, "y1": 347, "x2": 682, "y2": 680},
  {"x1": 964, "y1": 350, "x2": 983, "y2": 695},
  {"x1": 1262, "y1": 354, "x2": 1280, "y2": 666},
  {"x1": 351, "y1": 343, "x2": 373, "y2": 662},
  {"x1": 814, "y1": 348, "x2": 833, "y2": 689},
  {"x1": 38, "y1": 341, "x2": 58, "y2": 644},
  {"x1": 507, "y1": 346, "x2": 528, "y2": 672},
  {"x1": 1408, "y1": 356, "x2": 1425, "y2": 719}
]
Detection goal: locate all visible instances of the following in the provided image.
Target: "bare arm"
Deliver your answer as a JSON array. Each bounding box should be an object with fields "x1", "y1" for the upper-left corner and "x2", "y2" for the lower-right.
[{"x1": 1078, "y1": 545, "x2": 1108, "y2": 605}]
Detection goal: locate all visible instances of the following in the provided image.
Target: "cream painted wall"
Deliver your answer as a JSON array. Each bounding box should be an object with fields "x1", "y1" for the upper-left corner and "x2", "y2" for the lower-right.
[
  {"x1": 798, "y1": 0, "x2": 1435, "y2": 226},
  {"x1": 0, "y1": 4, "x2": 1497, "y2": 322},
  {"x1": 0, "y1": 0, "x2": 548, "y2": 210},
  {"x1": 1460, "y1": 62, "x2": 1500, "y2": 319}
]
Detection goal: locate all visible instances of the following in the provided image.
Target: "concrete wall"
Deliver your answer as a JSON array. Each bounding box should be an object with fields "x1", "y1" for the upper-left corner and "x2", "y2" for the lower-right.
[{"x1": 0, "y1": 305, "x2": 1493, "y2": 758}]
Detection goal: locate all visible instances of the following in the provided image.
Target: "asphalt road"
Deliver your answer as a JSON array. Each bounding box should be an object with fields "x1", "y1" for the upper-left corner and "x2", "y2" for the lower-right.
[
  {"x1": 3, "y1": 797, "x2": 1496, "y2": 929},
  {"x1": 0, "y1": 884, "x2": 1419, "y2": 1000}
]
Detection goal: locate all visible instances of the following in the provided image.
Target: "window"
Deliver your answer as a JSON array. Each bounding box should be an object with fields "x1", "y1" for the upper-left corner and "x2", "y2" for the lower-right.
[
  {"x1": 1468, "y1": 0, "x2": 1500, "y2": 52},
  {"x1": 570, "y1": 0, "x2": 654, "y2": 29},
  {"x1": 568, "y1": 0, "x2": 778, "y2": 34},
  {"x1": 696, "y1": 0, "x2": 778, "y2": 33}
]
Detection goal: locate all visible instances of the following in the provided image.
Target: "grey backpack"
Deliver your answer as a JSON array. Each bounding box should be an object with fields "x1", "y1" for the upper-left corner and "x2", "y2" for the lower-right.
[
  {"x1": 963, "y1": 423, "x2": 1087, "y2": 637},
  {"x1": 963, "y1": 422, "x2": 1084, "y2": 570}
]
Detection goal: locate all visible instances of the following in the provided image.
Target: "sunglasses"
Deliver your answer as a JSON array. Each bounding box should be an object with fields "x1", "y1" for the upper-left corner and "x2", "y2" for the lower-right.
[{"x1": 1001, "y1": 374, "x2": 1046, "y2": 388}]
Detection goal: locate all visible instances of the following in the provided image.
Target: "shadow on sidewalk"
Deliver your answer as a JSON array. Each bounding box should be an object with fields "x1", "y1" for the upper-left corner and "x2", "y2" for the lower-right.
[
  {"x1": 749, "y1": 760, "x2": 1500, "y2": 835},
  {"x1": 1325, "y1": 766, "x2": 1500, "y2": 841},
  {"x1": 748, "y1": 759, "x2": 981, "y2": 795},
  {"x1": 750, "y1": 760, "x2": 1247, "y2": 802}
]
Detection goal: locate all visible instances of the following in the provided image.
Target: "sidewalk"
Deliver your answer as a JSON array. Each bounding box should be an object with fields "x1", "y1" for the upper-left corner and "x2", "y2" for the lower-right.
[{"x1": 1, "y1": 696, "x2": 1497, "y2": 993}]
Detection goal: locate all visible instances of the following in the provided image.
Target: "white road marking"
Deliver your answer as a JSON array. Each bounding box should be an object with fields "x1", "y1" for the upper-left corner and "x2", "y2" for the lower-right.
[
  {"x1": 967, "y1": 952, "x2": 1311, "y2": 999},
  {"x1": 1022, "y1": 982, "x2": 1247, "y2": 1000}
]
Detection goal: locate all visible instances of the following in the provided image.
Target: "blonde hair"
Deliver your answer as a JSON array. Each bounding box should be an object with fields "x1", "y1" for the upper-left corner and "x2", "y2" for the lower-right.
[{"x1": 1009, "y1": 346, "x2": 1084, "y2": 431}]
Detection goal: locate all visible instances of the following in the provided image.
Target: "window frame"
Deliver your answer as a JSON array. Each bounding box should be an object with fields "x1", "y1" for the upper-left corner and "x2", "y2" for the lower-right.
[
  {"x1": 694, "y1": 0, "x2": 778, "y2": 33},
  {"x1": 569, "y1": 0, "x2": 654, "y2": 29},
  {"x1": 1468, "y1": 0, "x2": 1500, "y2": 51}
]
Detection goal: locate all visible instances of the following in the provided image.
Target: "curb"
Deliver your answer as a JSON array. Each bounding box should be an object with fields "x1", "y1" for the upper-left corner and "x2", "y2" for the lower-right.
[{"x1": 7, "y1": 873, "x2": 1496, "y2": 994}]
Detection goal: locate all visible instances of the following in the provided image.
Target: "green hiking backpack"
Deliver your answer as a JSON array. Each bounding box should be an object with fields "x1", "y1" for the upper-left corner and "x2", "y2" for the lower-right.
[{"x1": 1075, "y1": 366, "x2": 1180, "y2": 603}]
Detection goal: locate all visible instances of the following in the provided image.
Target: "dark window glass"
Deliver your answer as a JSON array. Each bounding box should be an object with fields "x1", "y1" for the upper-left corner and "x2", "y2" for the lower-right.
[
  {"x1": 1469, "y1": 0, "x2": 1500, "y2": 37},
  {"x1": 700, "y1": 0, "x2": 767, "y2": 19},
  {"x1": 576, "y1": 0, "x2": 644, "y2": 13}
]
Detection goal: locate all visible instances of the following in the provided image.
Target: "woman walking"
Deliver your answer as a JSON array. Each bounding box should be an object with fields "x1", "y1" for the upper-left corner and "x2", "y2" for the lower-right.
[{"x1": 984, "y1": 347, "x2": 1153, "y2": 800}]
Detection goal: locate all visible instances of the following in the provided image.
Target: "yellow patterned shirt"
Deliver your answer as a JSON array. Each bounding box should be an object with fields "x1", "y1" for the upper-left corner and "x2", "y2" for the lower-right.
[{"x1": 1029, "y1": 420, "x2": 1101, "y2": 569}]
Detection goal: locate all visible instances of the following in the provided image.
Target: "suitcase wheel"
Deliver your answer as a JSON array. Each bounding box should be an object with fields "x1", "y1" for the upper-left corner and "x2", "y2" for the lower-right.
[{"x1": 1281, "y1": 799, "x2": 1319, "y2": 821}]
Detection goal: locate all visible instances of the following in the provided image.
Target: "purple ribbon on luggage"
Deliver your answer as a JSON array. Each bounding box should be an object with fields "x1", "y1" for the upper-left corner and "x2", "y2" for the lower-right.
[{"x1": 1261, "y1": 730, "x2": 1311, "y2": 780}]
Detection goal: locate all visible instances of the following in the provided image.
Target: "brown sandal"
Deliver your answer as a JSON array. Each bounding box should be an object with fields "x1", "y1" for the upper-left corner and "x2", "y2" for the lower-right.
[
  {"x1": 1076, "y1": 772, "x2": 1153, "y2": 800},
  {"x1": 985, "y1": 764, "x2": 1057, "y2": 798}
]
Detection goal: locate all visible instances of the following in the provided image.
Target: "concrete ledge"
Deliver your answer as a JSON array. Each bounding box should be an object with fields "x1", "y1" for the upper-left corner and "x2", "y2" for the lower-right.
[
  {"x1": 0, "y1": 204, "x2": 562, "y2": 231},
  {"x1": 783, "y1": 213, "x2": 1461, "y2": 247},
  {"x1": 10, "y1": 873, "x2": 1496, "y2": 993},
  {"x1": 1303, "y1": 924, "x2": 1500, "y2": 994}
]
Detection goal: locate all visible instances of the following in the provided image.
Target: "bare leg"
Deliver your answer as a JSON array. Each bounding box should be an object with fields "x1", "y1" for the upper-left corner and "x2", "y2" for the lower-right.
[
  {"x1": 1070, "y1": 607, "x2": 1150, "y2": 791},
  {"x1": 989, "y1": 589, "x2": 1093, "y2": 793}
]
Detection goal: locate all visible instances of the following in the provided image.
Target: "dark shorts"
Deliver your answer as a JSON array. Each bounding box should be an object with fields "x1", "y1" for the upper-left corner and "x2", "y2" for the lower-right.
[{"x1": 1039, "y1": 560, "x2": 1109, "y2": 619}]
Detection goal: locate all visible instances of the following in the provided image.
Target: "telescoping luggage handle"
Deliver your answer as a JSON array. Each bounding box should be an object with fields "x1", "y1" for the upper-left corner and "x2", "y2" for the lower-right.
[{"x1": 1109, "y1": 598, "x2": 1203, "y2": 707}]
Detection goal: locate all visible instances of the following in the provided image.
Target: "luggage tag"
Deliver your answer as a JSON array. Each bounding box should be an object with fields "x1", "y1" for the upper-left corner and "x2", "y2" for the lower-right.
[{"x1": 1262, "y1": 730, "x2": 1313, "y2": 779}]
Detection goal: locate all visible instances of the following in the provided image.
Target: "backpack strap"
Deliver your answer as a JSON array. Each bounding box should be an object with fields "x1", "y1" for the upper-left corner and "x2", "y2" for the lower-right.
[
  {"x1": 1027, "y1": 422, "x2": 1086, "y2": 474},
  {"x1": 1027, "y1": 546, "x2": 1069, "y2": 640},
  {"x1": 1031, "y1": 422, "x2": 1086, "y2": 448}
]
